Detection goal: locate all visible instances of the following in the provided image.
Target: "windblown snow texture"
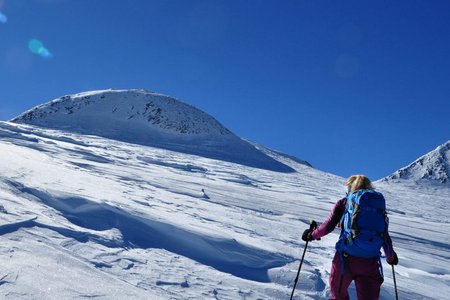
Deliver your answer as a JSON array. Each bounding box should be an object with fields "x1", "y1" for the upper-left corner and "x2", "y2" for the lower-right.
[
  {"x1": 11, "y1": 89, "x2": 296, "y2": 172},
  {"x1": 1, "y1": 92, "x2": 449, "y2": 299}
]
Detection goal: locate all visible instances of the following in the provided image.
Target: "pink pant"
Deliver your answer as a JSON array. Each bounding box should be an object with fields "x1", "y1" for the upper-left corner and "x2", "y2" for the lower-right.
[{"x1": 329, "y1": 252, "x2": 383, "y2": 300}]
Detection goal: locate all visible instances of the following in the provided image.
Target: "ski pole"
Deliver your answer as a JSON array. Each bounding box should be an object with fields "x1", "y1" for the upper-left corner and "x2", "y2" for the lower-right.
[
  {"x1": 290, "y1": 220, "x2": 317, "y2": 300},
  {"x1": 392, "y1": 265, "x2": 399, "y2": 300}
]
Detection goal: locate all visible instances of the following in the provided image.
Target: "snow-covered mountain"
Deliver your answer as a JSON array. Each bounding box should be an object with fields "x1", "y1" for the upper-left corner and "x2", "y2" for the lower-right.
[
  {"x1": 11, "y1": 89, "x2": 296, "y2": 172},
  {"x1": 1, "y1": 92, "x2": 449, "y2": 299},
  {"x1": 383, "y1": 141, "x2": 450, "y2": 184}
]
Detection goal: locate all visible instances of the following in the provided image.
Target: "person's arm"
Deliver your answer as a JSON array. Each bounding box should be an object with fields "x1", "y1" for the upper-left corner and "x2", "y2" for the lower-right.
[
  {"x1": 383, "y1": 231, "x2": 399, "y2": 265},
  {"x1": 382, "y1": 231, "x2": 394, "y2": 255},
  {"x1": 310, "y1": 198, "x2": 346, "y2": 240}
]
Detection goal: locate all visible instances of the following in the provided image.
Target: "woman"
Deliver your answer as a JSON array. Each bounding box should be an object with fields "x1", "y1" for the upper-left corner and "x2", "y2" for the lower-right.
[{"x1": 302, "y1": 175, "x2": 398, "y2": 300}]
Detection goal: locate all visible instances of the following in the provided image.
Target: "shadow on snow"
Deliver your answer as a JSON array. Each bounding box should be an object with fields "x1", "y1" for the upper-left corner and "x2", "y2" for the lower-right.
[{"x1": 5, "y1": 181, "x2": 292, "y2": 282}]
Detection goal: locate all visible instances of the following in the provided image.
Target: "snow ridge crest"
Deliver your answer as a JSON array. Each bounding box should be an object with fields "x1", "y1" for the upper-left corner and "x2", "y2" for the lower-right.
[
  {"x1": 386, "y1": 140, "x2": 450, "y2": 184},
  {"x1": 11, "y1": 89, "x2": 232, "y2": 136},
  {"x1": 10, "y1": 89, "x2": 296, "y2": 173}
]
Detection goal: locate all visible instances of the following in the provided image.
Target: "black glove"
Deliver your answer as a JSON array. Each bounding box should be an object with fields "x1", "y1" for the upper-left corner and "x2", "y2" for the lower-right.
[
  {"x1": 387, "y1": 251, "x2": 399, "y2": 265},
  {"x1": 302, "y1": 220, "x2": 319, "y2": 242},
  {"x1": 302, "y1": 229, "x2": 313, "y2": 241}
]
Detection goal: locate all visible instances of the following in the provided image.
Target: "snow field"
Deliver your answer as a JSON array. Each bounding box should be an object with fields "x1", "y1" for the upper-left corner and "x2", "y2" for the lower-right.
[{"x1": 0, "y1": 121, "x2": 449, "y2": 299}]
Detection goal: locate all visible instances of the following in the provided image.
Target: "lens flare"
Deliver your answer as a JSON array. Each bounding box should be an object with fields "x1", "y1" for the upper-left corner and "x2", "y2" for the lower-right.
[
  {"x1": 38, "y1": 47, "x2": 53, "y2": 59},
  {"x1": 0, "y1": 11, "x2": 7, "y2": 23},
  {"x1": 28, "y1": 39, "x2": 53, "y2": 59},
  {"x1": 29, "y1": 39, "x2": 44, "y2": 54}
]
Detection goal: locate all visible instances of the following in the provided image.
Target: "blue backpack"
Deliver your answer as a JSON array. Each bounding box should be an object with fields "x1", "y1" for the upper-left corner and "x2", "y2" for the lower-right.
[{"x1": 336, "y1": 189, "x2": 388, "y2": 258}]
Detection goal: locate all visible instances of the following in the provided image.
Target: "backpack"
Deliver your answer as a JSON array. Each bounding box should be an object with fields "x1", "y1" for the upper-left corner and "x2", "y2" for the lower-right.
[{"x1": 336, "y1": 189, "x2": 388, "y2": 258}]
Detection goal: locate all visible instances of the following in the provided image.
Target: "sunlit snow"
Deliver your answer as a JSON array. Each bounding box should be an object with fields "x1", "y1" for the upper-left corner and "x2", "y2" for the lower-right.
[{"x1": 1, "y1": 90, "x2": 449, "y2": 299}]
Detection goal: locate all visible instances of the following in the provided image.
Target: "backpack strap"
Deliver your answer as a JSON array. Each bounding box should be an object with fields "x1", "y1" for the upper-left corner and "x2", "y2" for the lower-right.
[
  {"x1": 337, "y1": 251, "x2": 347, "y2": 294},
  {"x1": 338, "y1": 197, "x2": 347, "y2": 229}
]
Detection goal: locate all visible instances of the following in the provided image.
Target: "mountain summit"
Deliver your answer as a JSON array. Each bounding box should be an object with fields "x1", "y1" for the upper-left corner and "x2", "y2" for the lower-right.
[
  {"x1": 385, "y1": 140, "x2": 450, "y2": 184},
  {"x1": 11, "y1": 89, "x2": 295, "y2": 172}
]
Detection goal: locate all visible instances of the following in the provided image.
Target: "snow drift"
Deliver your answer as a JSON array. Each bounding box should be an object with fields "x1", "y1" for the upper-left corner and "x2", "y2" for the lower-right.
[{"x1": 11, "y1": 89, "x2": 296, "y2": 172}]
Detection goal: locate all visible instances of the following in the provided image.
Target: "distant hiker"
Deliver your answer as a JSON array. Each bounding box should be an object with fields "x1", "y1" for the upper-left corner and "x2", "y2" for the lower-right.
[
  {"x1": 302, "y1": 175, "x2": 398, "y2": 300},
  {"x1": 201, "y1": 188, "x2": 210, "y2": 199}
]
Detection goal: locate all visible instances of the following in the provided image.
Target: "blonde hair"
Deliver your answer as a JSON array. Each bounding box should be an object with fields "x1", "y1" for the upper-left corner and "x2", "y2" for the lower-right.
[{"x1": 346, "y1": 175, "x2": 374, "y2": 192}]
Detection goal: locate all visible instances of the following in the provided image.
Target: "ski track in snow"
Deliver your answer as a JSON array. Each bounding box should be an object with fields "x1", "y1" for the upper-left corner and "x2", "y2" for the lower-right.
[{"x1": 0, "y1": 121, "x2": 449, "y2": 299}]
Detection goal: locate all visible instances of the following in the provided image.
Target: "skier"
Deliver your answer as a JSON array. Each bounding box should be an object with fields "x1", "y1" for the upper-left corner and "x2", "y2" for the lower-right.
[{"x1": 302, "y1": 175, "x2": 398, "y2": 300}]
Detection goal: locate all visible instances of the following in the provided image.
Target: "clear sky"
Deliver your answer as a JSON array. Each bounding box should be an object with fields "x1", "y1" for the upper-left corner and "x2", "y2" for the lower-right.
[{"x1": 1, "y1": 0, "x2": 449, "y2": 180}]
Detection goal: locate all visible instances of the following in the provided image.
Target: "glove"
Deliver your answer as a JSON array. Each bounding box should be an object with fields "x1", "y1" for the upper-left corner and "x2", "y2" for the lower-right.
[
  {"x1": 387, "y1": 251, "x2": 399, "y2": 265},
  {"x1": 302, "y1": 229, "x2": 313, "y2": 241},
  {"x1": 301, "y1": 220, "x2": 320, "y2": 242}
]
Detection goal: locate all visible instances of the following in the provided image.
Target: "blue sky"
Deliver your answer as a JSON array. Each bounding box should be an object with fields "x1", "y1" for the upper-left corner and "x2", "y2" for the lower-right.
[{"x1": 0, "y1": 0, "x2": 449, "y2": 179}]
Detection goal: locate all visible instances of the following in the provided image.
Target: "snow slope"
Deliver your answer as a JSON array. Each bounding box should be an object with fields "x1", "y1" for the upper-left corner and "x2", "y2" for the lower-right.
[
  {"x1": 1, "y1": 121, "x2": 449, "y2": 299},
  {"x1": 383, "y1": 140, "x2": 450, "y2": 184},
  {"x1": 10, "y1": 90, "x2": 296, "y2": 173},
  {"x1": 2, "y1": 91, "x2": 450, "y2": 299}
]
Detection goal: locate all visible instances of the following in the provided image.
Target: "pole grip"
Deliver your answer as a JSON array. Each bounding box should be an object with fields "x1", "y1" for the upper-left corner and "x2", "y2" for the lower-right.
[
  {"x1": 309, "y1": 220, "x2": 320, "y2": 241},
  {"x1": 309, "y1": 220, "x2": 317, "y2": 230}
]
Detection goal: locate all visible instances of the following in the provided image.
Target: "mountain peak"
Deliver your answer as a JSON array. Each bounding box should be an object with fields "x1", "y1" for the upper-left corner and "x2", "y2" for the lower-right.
[
  {"x1": 11, "y1": 89, "x2": 296, "y2": 172},
  {"x1": 12, "y1": 89, "x2": 232, "y2": 136},
  {"x1": 385, "y1": 140, "x2": 450, "y2": 184}
]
